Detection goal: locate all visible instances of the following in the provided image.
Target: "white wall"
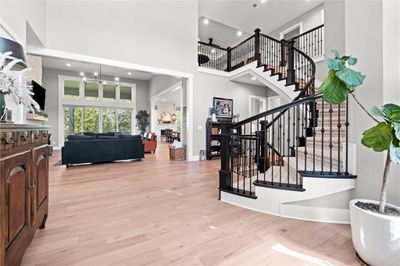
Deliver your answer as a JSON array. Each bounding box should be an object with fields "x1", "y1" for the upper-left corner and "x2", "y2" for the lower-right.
[
  {"x1": 344, "y1": 0, "x2": 399, "y2": 205},
  {"x1": 0, "y1": 0, "x2": 46, "y2": 45},
  {"x1": 45, "y1": 1, "x2": 198, "y2": 74},
  {"x1": 268, "y1": 4, "x2": 323, "y2": 40},
  {"x1": 192, "y1": 72, "x2": 276, "y2": 158},
  {"x1": 42, "y1": 67, "x2": 150, "y2": 147},
  {"x1": 382, "y1": 0, "x2": 400, "y2": 205}
]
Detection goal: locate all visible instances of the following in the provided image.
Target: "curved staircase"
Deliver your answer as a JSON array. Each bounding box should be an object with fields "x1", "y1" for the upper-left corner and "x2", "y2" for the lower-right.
[{"x1": 198, "y1": 25, "x2": 356, "y2": 223}]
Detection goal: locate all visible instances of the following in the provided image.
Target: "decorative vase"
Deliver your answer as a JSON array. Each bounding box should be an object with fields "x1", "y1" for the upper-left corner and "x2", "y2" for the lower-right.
[
  {"x1": 211, "y1": 113, "x2": 217, "y2": 122},
  {"x1": 349, "y1": 199, "x2": 400, "y2": 266},
  {"x1": 0, "y1": 92, "x2": 5, "y2": 120}
]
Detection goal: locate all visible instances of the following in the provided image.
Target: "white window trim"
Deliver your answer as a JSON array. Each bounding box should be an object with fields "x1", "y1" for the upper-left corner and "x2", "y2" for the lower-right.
[
  {"x1": 58, "y1": 75, "x2": 137, "y2": 145},
  {"x1": 279, "y1": 22, "x2": 303, "y2": 40}
]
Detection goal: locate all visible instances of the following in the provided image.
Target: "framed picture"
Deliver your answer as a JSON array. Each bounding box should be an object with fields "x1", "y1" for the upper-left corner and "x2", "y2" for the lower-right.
[{"x1": 213, "y1": 97, "x2": 233, "y2": 121}]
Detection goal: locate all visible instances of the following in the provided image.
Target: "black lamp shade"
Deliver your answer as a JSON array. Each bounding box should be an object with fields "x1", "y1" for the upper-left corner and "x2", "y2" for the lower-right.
[{"x1": 0, "y1": 37, "x2": 27, "y2": 70}]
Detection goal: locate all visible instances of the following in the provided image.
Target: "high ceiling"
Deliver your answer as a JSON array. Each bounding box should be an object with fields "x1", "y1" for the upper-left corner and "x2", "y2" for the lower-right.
[
  {"x1": 153, "y1": 85, "x2": 182, "y2": 106},
  {"x1": 198, "y1": 16, "x2": 252, "y2": 47},
  {"x1": 199, "y1": 0, "x2": 323, "y2": 35},
  {"x1": 41, "y1": 56, "x2": 155, "y2": 81}
]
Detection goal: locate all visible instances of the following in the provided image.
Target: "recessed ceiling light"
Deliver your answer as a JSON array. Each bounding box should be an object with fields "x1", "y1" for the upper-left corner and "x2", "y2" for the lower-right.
[
  {"x1": 66, "y1": 63, "x2": 71, "y2": 67},
  {"x1": 162, "y1": 99, "x2": 166, "y2": 102},
  {"x1": 79, "y1": 72, "x2": 84, "y2": 76},
  {"x1": 237, "y1": 31, "x2": 243, "y2": 37},
  {"x1": 203, "y1": 18, "x2": 209, "y2": 25},
  {"x1": 251, "y1": 77, "x2": 257, "y2": 80},
  {"x1": 115, "y1": 77, "x2": 119, "y2": 81},
  {"x1": 211, "y1": 49, "x2": 216, "y2": 53},
  {"x1": 260, "y1": 0, "x2": 267, "y2": 3},
  {"x1": 82, "y1": 77, "x2": 87, "y2": 81},
  {"x1": 94, "y1": 72, "x2": 98, "y2": 76},
  {"x1": 127, "y1": 72, "x2": 132, "y2": 75}
]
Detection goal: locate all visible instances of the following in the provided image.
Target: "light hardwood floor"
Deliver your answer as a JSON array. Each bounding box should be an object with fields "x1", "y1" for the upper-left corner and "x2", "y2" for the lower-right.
[{"x1": 22, "y1": 143, "x2": 359, "y2": 266}]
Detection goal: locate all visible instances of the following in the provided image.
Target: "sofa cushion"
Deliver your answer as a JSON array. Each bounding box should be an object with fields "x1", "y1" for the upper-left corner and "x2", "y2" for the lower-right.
[
  {"x1": 95, "y1": 132, "x2": 115, "y2": 138},
  {"x1": 118, "y1": 135, "x2": 142, "y2": 140},
  {"x1": 67, "y1": 135, "x2": 96, "y2": 141},
  {"x1": 98, "y1": 135, "x2": 119, "y2": 139}
]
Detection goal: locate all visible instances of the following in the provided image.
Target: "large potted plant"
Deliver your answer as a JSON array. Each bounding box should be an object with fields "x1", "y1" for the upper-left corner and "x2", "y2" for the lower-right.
[
  {"x1": 135, "y1": 110, "x2": 150, "y2": 136},
  {"x1": 320, "y1": 50, "x2": 400, "y2": 266}
]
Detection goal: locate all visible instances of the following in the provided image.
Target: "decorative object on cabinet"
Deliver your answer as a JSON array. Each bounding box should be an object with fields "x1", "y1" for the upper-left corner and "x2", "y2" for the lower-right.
[
  {"x1": 209, "y1": 106, "x2": 218, "y2": 122},
  {"x1": 0, "y1": 124, "x2": 50, "y2": 266},
  {"x1": 0, "y1": 51, "x2": 39, "y2": 120},
  {"x1": 212, "y1": 97, "x2": 233, "y2": 122},
  {"x1": 233, "y1": 114, "x2": 240, "y2": 123}
]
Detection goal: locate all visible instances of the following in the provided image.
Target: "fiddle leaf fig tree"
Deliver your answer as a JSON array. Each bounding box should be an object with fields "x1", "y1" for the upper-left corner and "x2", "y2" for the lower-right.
[
  {"x1": 135, "y1": 110, "x2": 150, "y2": 136},
  {"x1": 320, "y1": 50, "x2": 400, "y2": 214}
]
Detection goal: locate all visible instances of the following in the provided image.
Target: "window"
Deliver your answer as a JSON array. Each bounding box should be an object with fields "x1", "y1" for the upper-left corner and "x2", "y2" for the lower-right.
[
  {"x1": 120, "y1": 85, "x2": 132, "y2": 101},
  {"x1": 59, "y1": 76, "x2": 136, "y2": 144},
  {"x1": 85, "y1": 81, "x2": 99, "y2": 100},
  {"x1": 64, "y1": 80, "x2": 80, "y2": 99},
  {"x1": 103, "y1": 84, "x2": 116, "y2": 100},
  {"x1": 84, "y1": 107, "x2": 99, "y2": 132},
  {"x1": 102, "y1": 108, "x2": 117, "y2": 132},
  {"x1": 63, "y1": 106, "x2": 83, "y2": 139},
  {"x1": 117, "y1": 109, "x2": 132, "y2": 133}
]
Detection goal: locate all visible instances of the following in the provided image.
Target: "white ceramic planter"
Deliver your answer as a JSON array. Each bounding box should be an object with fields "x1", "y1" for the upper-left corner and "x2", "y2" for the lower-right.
[
  {"x1": 349, "y1": 199, "x2": 400, "y2": 266},
  {"x1": 211, "y1": 113, "x2": 217, "y2": 122}
]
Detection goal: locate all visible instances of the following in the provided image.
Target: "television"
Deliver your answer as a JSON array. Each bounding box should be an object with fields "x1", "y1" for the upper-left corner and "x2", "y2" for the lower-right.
[{"x1": 31, "y1": 80, "x2": 46, "y2": 111}]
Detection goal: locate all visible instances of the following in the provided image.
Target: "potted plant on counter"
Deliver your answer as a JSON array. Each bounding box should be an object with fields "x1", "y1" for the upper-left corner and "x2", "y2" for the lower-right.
[
  {"x1": 209, "y1": 107, "x2": 218, "y2": 122},
  {"x1": 320, "y1": 50, "x2": 400, "y2": 266},
  {"x1": 0, "y1": 52, "x2": 39, "y2": 120}
]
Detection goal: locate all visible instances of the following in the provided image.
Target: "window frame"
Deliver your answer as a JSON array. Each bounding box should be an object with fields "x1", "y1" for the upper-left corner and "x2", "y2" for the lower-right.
[{"x1": 58, "y1": 75, "x2": 136, "y2": 144}]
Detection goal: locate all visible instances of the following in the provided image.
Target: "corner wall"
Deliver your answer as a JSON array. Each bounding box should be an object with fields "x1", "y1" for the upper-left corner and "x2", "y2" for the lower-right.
[
  {"x1": 192, "y1": 71, "x2": 276, "y2": 159},
  {"x1": 345, "y1": 0, "x2": 400, "y2": 205}
]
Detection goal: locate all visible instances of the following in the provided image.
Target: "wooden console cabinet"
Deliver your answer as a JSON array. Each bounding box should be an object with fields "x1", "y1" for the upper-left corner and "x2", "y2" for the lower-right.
[{"x1": 0, "y1": 124, "x2": 50, "y2": 266}]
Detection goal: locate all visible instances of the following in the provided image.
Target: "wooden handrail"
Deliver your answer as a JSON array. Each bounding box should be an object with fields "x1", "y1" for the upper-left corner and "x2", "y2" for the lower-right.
[
  {"x1": 290, "y1": 24, "x2": 324, "y2": 41},
  {"x1": 198, "y1": 41, "x2": 228, "y2": 51}
]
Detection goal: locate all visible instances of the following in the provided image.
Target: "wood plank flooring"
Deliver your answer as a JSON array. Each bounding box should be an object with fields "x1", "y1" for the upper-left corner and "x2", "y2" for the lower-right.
[{"x1": 21, "y1": 143, "x2": 359, "y2": 265}]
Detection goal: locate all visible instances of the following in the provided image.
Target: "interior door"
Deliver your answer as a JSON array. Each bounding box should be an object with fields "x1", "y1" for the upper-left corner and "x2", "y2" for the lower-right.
[{"x1": 249, "y1": 96, "x2": 267, "y2": 134}]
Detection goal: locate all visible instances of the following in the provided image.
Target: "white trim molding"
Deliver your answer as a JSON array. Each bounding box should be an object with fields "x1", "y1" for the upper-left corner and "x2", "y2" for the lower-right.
[{"x1": 279, "y1": 22, "x2": 304, "y2": 40}]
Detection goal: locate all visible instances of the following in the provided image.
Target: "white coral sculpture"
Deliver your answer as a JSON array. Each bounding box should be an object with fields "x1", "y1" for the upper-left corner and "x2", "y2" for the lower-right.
[{"x1": 0, "y1": 51, "x2": 39, "y2": 112}]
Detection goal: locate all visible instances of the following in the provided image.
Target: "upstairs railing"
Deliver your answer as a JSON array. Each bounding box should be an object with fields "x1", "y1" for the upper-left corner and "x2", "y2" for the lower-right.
[
  {"x1": 291, "y1": 24, "x2": 324, "y2": 59},
  {"x1": 198, "y1": 26, "x2": 322, "y2": 97}
]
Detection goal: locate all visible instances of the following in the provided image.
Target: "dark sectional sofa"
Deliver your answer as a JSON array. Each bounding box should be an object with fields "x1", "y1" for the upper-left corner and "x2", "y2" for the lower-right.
[{"x1": 61, "y1": 132, "x2": 144, "y2": 167}]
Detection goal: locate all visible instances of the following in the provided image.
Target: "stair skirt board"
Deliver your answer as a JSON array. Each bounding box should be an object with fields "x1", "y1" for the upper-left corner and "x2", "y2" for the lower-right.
[{"x1": 221, "y1": 177, "x2": 355, "y2": 224}]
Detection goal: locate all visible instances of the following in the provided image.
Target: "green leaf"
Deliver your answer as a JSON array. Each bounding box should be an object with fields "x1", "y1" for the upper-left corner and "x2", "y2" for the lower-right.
[
  {"x1": 361, "y1": 122, "x2": 393, "y2": 152},
  {"x1": 327, "y1": 58, "x2": 344, "y2": 71},
  {"x1": 332, "y1": 49, "x2": 340, "y2": 59},
  {"x1": 347, "y1": 57, "x2": 358, "y2": 65},
  {"x1": 393, "y1": 122, "x2": 400, "y2": 140},
  {"x1": 320, "y1": 70, "x2": 349, "y2": 104},
  {"x1": 371, "y1": 106, "x2": 386, "y2": 118},
  {"x1": 382, "y1": 103, "x2": 400, "y2": 122},
  {"x1": 390, "y1": 145, "x2": 400, "y2": 165},
  {"x1": 341, "y1": 56, "x2": 351, "y2": 61},
  {"x1": 336, "y1": 67, "x2": 366, "y2": 87}
]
